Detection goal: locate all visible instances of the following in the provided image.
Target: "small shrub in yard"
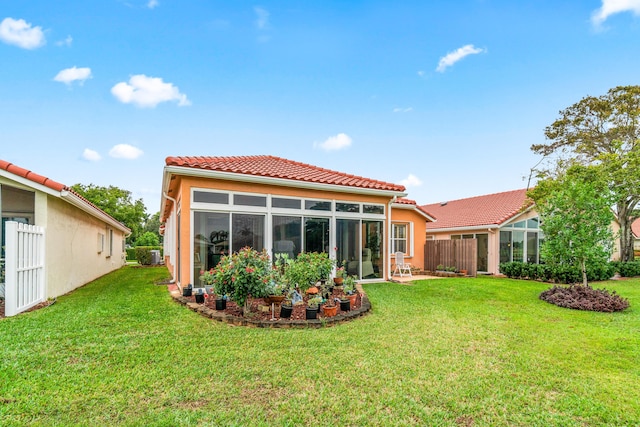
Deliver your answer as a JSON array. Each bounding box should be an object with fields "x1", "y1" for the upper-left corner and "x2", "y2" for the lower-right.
[{"x1": 539, "y1": 284, "x2": 630, "y2": 312}]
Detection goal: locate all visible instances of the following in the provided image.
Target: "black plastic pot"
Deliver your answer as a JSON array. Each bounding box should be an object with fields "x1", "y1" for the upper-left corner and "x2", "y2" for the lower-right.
[
  {"x1": 182, "y1": 287, "x2": 192, "y2": 297},
  {"x1": 280, "y1": 304, "x2": 293, "y2": 318},
  {"x1": 195, "y1": 293, "x2": 205, "y2": 304},
  {"x1": 215, "y1": 298, "x2": 227, "y2": 310},
  {"x1": 340, "y1": 299, "x2": 351, "y2": 312},
  {"x1": 305, "y1": 306, "x2": 318, "y2": 320}
]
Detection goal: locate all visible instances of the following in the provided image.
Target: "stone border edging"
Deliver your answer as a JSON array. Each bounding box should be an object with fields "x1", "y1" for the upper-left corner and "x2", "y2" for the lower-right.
[{"x1": 170, "y1": 289, "x2": 371, "y2": 328}]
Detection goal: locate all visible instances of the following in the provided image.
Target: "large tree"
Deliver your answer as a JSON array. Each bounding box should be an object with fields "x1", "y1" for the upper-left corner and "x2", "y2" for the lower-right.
[
  {"x1": 531, "y1": 85, "x2": 640, "y2": 261},
  {"x1": 71, "y1": 183, "x2": 148, "y2": 244},
  {"x1": 529, "y1": 166, "x2": 615, "y2": 286}
]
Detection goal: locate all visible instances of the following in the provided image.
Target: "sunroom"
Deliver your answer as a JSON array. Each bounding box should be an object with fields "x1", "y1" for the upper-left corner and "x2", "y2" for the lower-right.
[{"x1": 160, "y1": 156, "x2": 411, "y2": 288}]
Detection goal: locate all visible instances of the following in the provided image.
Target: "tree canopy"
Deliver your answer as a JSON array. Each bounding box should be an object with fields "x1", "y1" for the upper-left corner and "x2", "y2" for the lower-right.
[
  {"x1": 71, "y1": 183, "x2": 147, "y2": 244},
  {"x1": 529, "y1": 166, "x2": 615, "y2": 286},
  {"x1": 531, "y1": 85, "x2": 640, "y2": 261}
]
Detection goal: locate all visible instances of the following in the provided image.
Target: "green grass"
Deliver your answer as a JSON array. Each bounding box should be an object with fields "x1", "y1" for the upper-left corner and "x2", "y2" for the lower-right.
[{"x1": 1, "y1": 267, "x2": 640, "y2": 426}]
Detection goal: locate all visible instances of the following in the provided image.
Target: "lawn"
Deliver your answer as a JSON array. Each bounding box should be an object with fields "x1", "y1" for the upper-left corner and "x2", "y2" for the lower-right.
[{"x1": 1, "y1": 266, "x2": 639, "y2": 426}]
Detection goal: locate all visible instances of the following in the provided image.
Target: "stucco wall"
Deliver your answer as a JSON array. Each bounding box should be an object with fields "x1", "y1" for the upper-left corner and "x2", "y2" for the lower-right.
[
  {"x1": 390, "y1": 206, "x2": 428, "y2": 271},
  {"x1": 41, "y1": 194, "x2": 126, "y2": 298}
]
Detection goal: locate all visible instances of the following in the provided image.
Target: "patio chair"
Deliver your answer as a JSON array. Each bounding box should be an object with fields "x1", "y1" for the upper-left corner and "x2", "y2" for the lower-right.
[{"x1": 392, "y1": 252, "x2": 412, "y2": 277}]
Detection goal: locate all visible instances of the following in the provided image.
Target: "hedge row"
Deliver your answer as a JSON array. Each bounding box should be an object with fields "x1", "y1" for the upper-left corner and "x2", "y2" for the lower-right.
[{"x1": 498, "y1": 261, "x2": 640, "y2": 284}]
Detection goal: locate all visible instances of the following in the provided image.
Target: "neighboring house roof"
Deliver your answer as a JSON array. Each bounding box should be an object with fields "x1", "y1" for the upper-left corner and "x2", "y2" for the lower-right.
[
  {"x1": 0, "y1": 159, "x2": 130, "y2": 233},
  {"x1": 633, "y1": 218, "x2": 640, "y2": 238},
  {"x1": 423, "y1": 188, "x2": 532, "y2": 231},
  {"x1": 165, "y1": 155, "x2": 406, "y2": 192},
  {"x1": 394, "y1": 197, "x2": 437, "y2": 222}
]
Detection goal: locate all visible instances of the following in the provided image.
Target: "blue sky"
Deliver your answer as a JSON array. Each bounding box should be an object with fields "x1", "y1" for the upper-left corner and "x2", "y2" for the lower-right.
[{"x1": 2, "y1": 0, "x2": 640, "y2": 213}]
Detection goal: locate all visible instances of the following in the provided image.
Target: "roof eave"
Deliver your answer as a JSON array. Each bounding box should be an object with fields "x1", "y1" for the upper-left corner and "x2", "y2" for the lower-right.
[
  {"x1": 161, "y1": 165, "x2": 407, "y2": 216},
  {"x1": 392, "y1": 202, "x2": 437, "y2": 222},
  {"x1": 61, "y1": 190, "x2": 131, "y2": 233}
]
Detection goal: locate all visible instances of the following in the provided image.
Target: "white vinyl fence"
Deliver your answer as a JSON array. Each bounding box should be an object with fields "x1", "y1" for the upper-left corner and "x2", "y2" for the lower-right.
[{"x1": 4, "y1": 221, "x2": 45, "y2": 317}]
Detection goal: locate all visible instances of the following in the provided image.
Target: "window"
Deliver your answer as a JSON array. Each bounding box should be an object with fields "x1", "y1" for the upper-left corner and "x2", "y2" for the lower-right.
[
  {"x1": 272, "y1": 197, "x2": 301, "y2": 209},
  {"x1": 363, "y1": 204, "x2": 384, "y2": 215},
  {"x1": 97, "y1": 233, "x2": 105, "y2": 253},
  {"x1": 336, "y1": 202, "x2": 360, "y2": 213},
  {"x1": 193, "y1": 191, "x2": 229, "y2": 204},
  {"x1": 391, "y1": 223, "x2": 408, "y2": 254},
  {"x1": 107, "y1": 228, "x2": 114, "y2": 257},
  {"x1": 233, "y1": 194, "x2": 267, "y2": 207},
  {"x1": 273, "y1": 216, "x2": 301, "y2": 258},
  {"x1": 305, "y1": 200, "x2": 331, "y2": 211}
]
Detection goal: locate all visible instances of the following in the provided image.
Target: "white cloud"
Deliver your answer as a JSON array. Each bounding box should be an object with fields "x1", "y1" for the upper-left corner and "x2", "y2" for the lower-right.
[
  {"x1": 417, "y1": 70, "x2": 426, "y2": 78},
  {"x1": 111, "y1": 74, "x2": 191, "y2": 108},
  {"x1": 55, "y1": 35, "x2": 73, "y2": 47},
  {"x1": 54, "y1": 66, "x2": 92, "y2": 85},
  {"x1": 147, "y1": 0, "x2": 159, "y2": 9},
  {"x1": 393, "y1": 107, "x2": 413, "y2": 113},
  {"x1": 109, "y1": 144, "x2": 144, "y2": 160},
  {"x1": 591, "y1": 0, "x2": 640, "y2": 27},
  {"x1": 400, "y1": 174, "x2": 423, "y2": 188},
  {"x1": 82, "y1": 148, "x2": 101, "y2": 162},
  {"x1": 0, "y1": 17, "x2": 45, "y2": 49},
  {"x1": 255, "y1": 7, "x2": 270, "y2": 29},
  {"x1": 314, "y1": 133, "x2": 352, "y2": 151},
  {"x1": 436, "y1": 44, "x2": 485, "y2": 72}
]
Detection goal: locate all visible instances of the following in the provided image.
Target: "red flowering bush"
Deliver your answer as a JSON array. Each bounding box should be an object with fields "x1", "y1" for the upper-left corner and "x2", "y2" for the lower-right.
[{"x1": 212, "y1": 247, "x2": 272, "y2": 314}]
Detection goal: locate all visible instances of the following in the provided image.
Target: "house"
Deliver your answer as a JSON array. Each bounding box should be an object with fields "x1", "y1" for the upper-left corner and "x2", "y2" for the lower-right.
[
  {"x1": 422, "y1": 189, "x2": 542, "y2": 275},
  {"x1": 159, "y1": 155, "x2": 434, "y2": 288},
  {"x1": 0, "y1": 159, "x2": 130, "y2": 315},
  {"x1": 633, "y1": 218, "x2": 640, "y2": 252}
]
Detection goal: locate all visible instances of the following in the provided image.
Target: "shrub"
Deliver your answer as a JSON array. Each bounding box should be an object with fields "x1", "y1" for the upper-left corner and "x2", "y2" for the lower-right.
[
  {"x1": 134, "y1": 246, "x2": 162, "y2": 265},
  {"x1": 611, "y1": 261, "x2": 640, "y2": 277},
  {"x1": 539, "y1": 284, "x2": 629, "y2": 312},
  {"x1": 126, "y1": 248, "x2": 136, "y2": 261}
]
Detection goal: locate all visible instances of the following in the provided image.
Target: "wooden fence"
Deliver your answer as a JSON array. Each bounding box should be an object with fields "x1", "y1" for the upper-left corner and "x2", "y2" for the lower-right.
[
  {"x1": 425, "y1": 239, "x2": 477, "y2": 276},
  {"x1": 4, "y1": 222, "x2": 46, "y2": 317}
]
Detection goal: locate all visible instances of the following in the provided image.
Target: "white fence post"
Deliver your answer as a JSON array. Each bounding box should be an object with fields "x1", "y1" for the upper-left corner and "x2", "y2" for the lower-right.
[{"x1": 5, "y1": 221, "x2": 46, "y2": 317}]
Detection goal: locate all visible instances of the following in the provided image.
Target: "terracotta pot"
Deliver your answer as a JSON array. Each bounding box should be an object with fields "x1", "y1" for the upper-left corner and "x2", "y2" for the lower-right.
[
  {"x1": 348, "y1": 293, "x2": 357, "y2": 309},
  {"x1": 264, "y1": 295, "x2": 286, "y2": 304},
  {"x1": 333, "y1": 277, "x2": 344, "y2": 285},
  {"x1": 323, "y1": 304, "x2": 338, "y2": 317}
]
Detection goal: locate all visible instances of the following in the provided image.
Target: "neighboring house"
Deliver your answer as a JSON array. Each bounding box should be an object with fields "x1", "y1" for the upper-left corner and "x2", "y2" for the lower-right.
[
  {"x1": 423, "y1": 189, "x2": 542, "y2": 275},
  {"x1": 159, "y1": 155, "x2": 433, "y2": 288},
  {"x1": 0, "y1": 159, "x2": 130, "y2": 309},
  {"x1": 633, "y1": 218, "x2": 640, "y2": 252}
]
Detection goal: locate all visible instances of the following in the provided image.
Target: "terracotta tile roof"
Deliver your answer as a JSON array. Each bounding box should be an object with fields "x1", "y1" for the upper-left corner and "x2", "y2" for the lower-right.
[
  {"x1": 0, "y1": 159, "x2": 129, "y2": 232},
  {"x1": 0, "y1": 159, "x2": 67, "y2": 192},
  {"x1": 633, "y1": 218, "x2": 640, "y2": 238},
  {"x1": 395, "y1": 197, "x2": 436, "y2": 220},
  {"x1": 165, "y1": 155, "x2": 406, "y2": 192},
  {"x1": 423, "y1": 188, "x2": 532, "y2": 230}
]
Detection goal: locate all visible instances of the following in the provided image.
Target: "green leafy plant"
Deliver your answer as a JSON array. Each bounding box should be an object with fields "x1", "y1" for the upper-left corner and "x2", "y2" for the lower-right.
[{"x1": 342, "y1": 275, "x2": 357, "y2": 294}]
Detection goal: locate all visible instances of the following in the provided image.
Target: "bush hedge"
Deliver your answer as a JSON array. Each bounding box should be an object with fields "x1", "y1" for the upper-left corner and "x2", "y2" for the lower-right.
[{"x1": 499, "y1": 261, "x2": 621, "y2": 284}]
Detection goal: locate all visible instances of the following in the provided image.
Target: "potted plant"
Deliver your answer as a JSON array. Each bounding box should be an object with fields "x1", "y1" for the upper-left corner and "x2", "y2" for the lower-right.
[
  {"x1": 342, "y1": 275, "x2": 358, "y2": 309},
  {"x1": 194, "y1": 287, "x2": 205, "y2": 304},
  {"x1": 320, "y1": 279, "x2": 337, "y2": 317},
  {"x1": 182, "y1": 283, "x2": 193, "y2": 297},
  {"x1": 333, "y1": 265, "x2": 346, "y2": 285},
  {"x1": 306, "y1": 295, "x2": 323, "y2": 319}
]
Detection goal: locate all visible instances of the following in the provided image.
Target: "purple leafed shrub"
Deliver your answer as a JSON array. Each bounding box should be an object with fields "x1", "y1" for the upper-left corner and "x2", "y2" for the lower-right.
[{"x1": 539, "y1": 284, "x2": 629, "y2": 313}]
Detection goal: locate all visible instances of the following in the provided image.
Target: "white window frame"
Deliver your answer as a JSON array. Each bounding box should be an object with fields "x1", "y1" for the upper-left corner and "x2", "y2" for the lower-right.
[{"x1": 391, "y1": 222, "x2": 413, "y2": 256}]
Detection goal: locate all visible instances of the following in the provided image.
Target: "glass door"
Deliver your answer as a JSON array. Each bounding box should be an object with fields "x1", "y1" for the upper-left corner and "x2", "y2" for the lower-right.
[{"x1": 336, "y1": 219, "x2": 361, "y2": 278}]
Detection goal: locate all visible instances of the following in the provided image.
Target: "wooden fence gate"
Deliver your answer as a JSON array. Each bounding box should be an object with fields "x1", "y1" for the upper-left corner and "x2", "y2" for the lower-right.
[
  {"x1": 4, "y1": 221, "x2": 46, "y2": 317},
  {"x1": 425, "y1": 239, "x2": 477, "y2": 276}
]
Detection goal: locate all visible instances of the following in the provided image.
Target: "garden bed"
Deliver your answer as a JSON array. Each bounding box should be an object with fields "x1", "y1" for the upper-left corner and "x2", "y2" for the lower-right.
[{"x1": 171, "y1": 288, "x2": 370, "y2": 328}]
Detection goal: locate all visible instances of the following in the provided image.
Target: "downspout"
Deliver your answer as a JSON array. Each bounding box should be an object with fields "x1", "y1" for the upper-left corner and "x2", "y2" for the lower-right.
[
  {"x1": 388, "y1": 196, "x2": 397, "y2": 280},
  {"x1": 163, "y1": 191, "x2": 178, "y2": 284}
]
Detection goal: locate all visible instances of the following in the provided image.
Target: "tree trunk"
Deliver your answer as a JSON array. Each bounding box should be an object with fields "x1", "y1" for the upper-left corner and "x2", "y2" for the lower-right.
[
  {"x1": 617, "y1": 202, "x2": 636, "y2": 262},
  {"x1": 581, "y1": 258, "x2": 588, "y2": 286}
]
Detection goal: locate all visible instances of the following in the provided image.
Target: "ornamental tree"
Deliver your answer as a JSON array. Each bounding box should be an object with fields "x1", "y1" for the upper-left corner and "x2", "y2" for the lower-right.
[
  {"x1": 530, "y1": 166, "x2": 615, "y2": 286},
  {"x1": 531, "y1": 85, "x2": 640, "y2": 261}
]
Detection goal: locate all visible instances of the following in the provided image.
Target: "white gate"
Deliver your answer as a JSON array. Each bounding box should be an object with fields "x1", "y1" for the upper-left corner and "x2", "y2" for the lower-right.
[{"x1": 4, "y1": 221, "x2": 46, "y2": 317}]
